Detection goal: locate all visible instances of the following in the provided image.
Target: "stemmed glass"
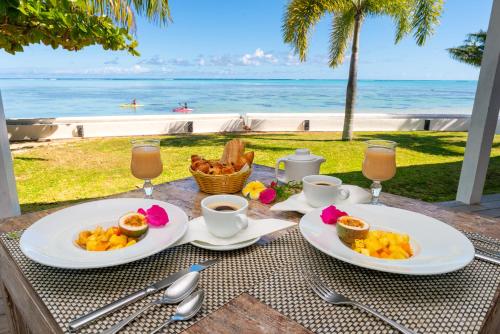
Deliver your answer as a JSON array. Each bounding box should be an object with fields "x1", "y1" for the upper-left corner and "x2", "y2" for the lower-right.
[
  {"x1": 130, "y1": 139, "x2": 163, "y2": 198},
  {"x1": 362, "y1": 140, "x2": 397, "y2": 205}
]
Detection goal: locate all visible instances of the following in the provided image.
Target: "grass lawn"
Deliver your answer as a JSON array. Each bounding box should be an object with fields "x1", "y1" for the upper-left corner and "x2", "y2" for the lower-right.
[{"x1": 11, "y1": 131, "x2": 500, "y2": 213}]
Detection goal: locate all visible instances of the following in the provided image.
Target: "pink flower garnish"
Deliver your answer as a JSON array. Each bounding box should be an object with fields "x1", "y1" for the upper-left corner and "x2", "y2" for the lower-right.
[
  {"x1": 137, "y1": 205, "x2": 169, "y2": 227},
  {"x1": 259, "y1": 188, "x2": 277, "y2": 204},
  {"x1": 320, "y1": 205, "x2": 348, "y2": 225}
]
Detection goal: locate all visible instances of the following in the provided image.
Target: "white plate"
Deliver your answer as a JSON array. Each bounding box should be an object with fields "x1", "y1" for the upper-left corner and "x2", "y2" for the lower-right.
[
  {"x1": 20, "y1": 198, "x2": 188, "y2": 269},
  {"x1": 190, "y1": 237, "x2": 260, "y2": 251},
  {"x1": 299, "y1": 204, "x2": 475, "y2": 275}
]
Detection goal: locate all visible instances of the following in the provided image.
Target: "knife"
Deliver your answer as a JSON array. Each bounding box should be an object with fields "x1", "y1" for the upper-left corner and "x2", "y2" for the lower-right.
[
  {"x1": 474, "y1": 245, "x2": 500, "y2": 258},
  {"x1": 67, "y1": 259, "x2": 218, "y2": 332},
  {"x1": 475, "y1": 253, "x2": 500, "y2": 266}
]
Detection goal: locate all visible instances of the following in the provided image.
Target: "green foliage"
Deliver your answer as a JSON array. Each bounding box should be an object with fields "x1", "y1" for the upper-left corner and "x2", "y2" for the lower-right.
[
  {"x1": 447, "y1": 31, "x2": 486, "y2": 67},
  {"x1": 282, "y1": 0, "x2": 444, "y2": 68},
  {"x1": 0, "y1": 0, "x2": 139, "y2": 55},
  {"x1": 0, "y1": 0, "x2": 171, "y2": 55}
]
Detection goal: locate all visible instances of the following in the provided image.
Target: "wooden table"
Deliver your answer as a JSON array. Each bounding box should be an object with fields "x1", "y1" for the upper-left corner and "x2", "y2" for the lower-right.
[{"x1": 0, "y1": 164, "x2": 499, "y2": 334}]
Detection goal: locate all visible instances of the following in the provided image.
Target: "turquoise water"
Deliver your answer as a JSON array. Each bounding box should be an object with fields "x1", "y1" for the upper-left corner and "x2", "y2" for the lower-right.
[{"x1": 0, "y1": 78, "x2": 476, "y2": 118}]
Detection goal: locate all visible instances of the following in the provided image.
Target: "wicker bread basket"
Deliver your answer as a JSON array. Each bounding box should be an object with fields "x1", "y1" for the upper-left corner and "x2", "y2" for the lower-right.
[{"x1": 190, "y1": 166, "x2": 252, "y2": 194}]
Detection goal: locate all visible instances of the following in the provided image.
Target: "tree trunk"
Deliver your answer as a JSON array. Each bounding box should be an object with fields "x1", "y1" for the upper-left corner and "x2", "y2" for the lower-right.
[{"x1": 342, "y1": 14, "x2": 362, "y2": 141}]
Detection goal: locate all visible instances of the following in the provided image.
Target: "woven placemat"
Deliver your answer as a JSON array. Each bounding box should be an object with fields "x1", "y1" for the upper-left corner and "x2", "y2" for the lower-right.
[
  {"x1": 0, "y1": 232, "x2": 282, "y2": 334},
  {"x1": 249, "y1": 228, "x2": 500, "y2": 334}
]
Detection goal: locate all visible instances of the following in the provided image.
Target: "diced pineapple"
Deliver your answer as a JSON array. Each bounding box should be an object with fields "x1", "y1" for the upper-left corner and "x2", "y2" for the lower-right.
[{"x1": 126, "y1": 239, "x2": 137, "y2": 247}]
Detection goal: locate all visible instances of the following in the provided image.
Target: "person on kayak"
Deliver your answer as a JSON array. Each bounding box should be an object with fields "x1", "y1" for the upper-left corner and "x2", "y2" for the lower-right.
[{"x1": 131, "y1": 99, "x2": 137, "y2": 106}]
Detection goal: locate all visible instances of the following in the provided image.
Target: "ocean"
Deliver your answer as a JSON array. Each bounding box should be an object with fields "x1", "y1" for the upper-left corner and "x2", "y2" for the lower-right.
[{"x1": 0, "y1": 78, "x2": 476, "y2": 119}]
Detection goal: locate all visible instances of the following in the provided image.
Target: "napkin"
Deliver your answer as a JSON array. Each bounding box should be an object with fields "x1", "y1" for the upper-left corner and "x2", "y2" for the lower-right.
[
  {"x1": 270, "y1": 185, "x2": 371, "y2": 214},
  {"x1": 175, "y1": 217, "x2": 295, "y2": 246}
]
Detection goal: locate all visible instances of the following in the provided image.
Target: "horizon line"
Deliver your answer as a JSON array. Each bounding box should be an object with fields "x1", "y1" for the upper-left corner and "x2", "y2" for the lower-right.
[{"x1": 0, "y1": 77, "x2": 478, "y2": 82}]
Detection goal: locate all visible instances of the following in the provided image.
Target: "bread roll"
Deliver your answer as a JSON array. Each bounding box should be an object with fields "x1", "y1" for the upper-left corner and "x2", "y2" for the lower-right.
[{"x1": 243, "y1": 151, "x2": 254, "y2": 165}]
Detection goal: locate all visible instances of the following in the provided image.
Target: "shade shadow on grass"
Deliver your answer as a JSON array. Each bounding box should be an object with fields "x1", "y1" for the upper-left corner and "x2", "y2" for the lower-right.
[
  {"x1": 20, "y1": 196, "x2": 108, "y2": 213},
  {"x1": 357, "y1": 132, "x2": 466, "y2": 157},
  {"x1": 14, "y1": 156, "x2": 49, "y2": 162},
  {"x1": 326, "y1": 156, "x2": 500, "y2": 202},
  {"x1": 160, "y1": 134, "x2": 293, "y2": 152}
]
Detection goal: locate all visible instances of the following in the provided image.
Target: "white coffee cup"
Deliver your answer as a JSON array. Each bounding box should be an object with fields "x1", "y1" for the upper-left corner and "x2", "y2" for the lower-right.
[
  {"x1": 201, "y1": 195, "x2": 249, "y2": 238},
  {"x1": 302, "y1": 175, "x2": 350, "y2": 208}
]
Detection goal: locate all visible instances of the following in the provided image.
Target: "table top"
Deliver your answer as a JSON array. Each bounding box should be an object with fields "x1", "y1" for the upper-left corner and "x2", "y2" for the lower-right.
[{"x1": 0, "y1": 164, "x2": 499, "y2": 334}]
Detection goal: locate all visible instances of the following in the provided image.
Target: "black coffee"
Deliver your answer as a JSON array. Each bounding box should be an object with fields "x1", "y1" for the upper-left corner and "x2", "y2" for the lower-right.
[
  {"x1": 208, "y1": 202, "x2": 240, "y2": 212},
  {"x1": 314, "y1": 182, "x2": 334, "y2": 186}
]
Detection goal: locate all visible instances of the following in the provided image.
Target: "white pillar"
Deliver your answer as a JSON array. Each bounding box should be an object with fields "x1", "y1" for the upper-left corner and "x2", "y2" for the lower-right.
[
  {"x1": 0, "y1": 91, "x2": 20, "y2": 218},
  {"x1": 456, "y1": 0, "x2": 500, "y2": 204}
]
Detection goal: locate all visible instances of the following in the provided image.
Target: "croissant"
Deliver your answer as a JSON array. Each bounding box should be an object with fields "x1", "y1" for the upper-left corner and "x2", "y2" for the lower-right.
[
  {"x1": 222, "y1": 166, "x2": 235, "y2": 174},
  {"x1": 209, "y1": 166, "x2": 222, "y2": 175},
  {"x1": 196, "y1": 162, "x2": 210, "y2": 174},
  {"x1": 191, "y1": 159, "x2": 205, "y2": 170},
  {"x1": 191, "y1": 155, "x2": 202, "y2": 163}
]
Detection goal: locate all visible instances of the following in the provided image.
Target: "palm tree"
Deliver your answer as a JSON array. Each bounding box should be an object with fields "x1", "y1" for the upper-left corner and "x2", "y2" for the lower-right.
[
  {"x1": 283, "y1": 0, "x2": 443, "y2": 140},
  {"x1": 447, "y1": 31, "x2": 486, "y2": 67}
]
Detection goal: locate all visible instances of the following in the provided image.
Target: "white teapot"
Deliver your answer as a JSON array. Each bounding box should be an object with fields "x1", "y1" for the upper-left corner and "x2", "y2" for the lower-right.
[{"x1": 275, "y1": 149, "x2": 326, "y2": 183}]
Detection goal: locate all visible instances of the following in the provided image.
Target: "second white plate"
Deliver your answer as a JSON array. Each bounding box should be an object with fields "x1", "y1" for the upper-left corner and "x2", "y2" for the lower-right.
[{"x1": 299, "y1": 204, "x2": 475, "y2": 275}]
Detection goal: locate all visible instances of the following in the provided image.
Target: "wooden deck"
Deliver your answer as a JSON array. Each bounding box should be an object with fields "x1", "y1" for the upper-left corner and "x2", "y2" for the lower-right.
[{"x1": 437, "y1": 193, "x2": 500, "y2": 219}]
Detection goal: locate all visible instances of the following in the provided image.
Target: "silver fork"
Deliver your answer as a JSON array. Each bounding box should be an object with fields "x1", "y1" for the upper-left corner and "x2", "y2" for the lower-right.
[{"x1": 301, "y1": 269, "x2": 417, "y2": 334}]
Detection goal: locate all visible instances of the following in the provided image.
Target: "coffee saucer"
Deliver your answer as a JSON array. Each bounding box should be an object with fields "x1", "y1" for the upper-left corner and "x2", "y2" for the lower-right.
[
  {"x1": 270, "y1": 185, "x2": 371, "y2": 214},
  {"x1": 190, "y1": 237, "x2": 260, "y2": 251},
  {"x1": 175, "y1": 216, "x2": 295, "y2": 251}
]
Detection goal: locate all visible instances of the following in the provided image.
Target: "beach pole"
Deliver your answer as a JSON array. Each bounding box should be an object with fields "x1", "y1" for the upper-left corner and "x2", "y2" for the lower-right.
[
  {"x1": 457, "y1": 0, "x2": 500, "y2": 204},
  {"x1": 0, "y1": 91, "x2": 20, "y2": 218}
]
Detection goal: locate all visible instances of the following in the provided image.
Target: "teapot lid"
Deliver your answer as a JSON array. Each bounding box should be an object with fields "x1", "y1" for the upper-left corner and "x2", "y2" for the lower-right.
[{"x1": 288, "y1": 148, "x2": 323, "y2": 161}]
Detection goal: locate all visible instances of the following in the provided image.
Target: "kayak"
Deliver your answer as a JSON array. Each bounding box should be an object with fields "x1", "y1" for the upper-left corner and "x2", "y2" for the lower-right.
[
  {"x1": 172, "y1": 107, "x2": 193, "y2": 113},
  {"x1": 120, "y1": 104, "x2": 144, "y2": 108}
]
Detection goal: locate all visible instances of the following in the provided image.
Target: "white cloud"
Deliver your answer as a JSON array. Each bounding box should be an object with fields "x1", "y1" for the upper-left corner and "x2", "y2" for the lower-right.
[
  {"x1": 169, "y1": 58, "x2": 192, "y2": 66},
  {"x1": 54, "y1": 64, "x2": 152, "y2": 75},
  {"x1": 138, "y1": 55, "x2": 166, "y2": 66},
  {"x1": 240, "y1": 48, "x2": 278, "y2": 66},
  {"x1": 285, "y1": 52, "x2": 300, "y2": 66},
  {"x1": 104, "y1": 57, "x2": 119, "y2": 65}
]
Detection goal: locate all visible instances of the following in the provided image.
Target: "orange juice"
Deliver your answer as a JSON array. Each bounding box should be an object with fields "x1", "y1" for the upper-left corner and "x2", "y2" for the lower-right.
[
  {"x1": 362, "y1": 147, "x2": 396, "y2": 181},
  {"x1": 131, "y1": 146, "x2": 163, "y2": 180}
]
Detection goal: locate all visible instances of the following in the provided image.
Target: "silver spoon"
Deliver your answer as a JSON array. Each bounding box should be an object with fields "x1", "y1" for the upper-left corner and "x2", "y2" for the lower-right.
[
  {"x1": 150, "y1": 289, "x2": 205, "y2": 334},
  {"x1": 101, "y1": 271, "x2": 200, "y2": 334}
]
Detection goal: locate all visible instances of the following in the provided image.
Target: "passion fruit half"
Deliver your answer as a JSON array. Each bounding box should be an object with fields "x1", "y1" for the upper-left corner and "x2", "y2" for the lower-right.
[
  {"x1": 336, "y1": 216, "x2": 369, "y2": 245},
  {"x1": 118, "y1": 212, "x2": 149, "y2": 238}
]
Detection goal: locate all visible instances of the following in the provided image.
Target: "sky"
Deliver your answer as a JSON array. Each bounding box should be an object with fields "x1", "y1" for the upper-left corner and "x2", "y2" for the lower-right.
[{"x1": 0, "y1": 0, "x2": 493, "y2": 80}]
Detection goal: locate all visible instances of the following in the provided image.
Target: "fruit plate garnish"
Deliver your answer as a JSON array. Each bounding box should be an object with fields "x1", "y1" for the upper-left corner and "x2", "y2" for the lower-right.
[
  {"x1": 138, "y1": 204, "x2": 169, "y2": 227},
  {"x1": 320, "y1": 205, "x2": 348, "y2": 225}
]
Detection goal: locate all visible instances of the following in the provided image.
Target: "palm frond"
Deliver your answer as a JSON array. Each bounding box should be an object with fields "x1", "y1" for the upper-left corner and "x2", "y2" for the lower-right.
[
  {"x1": 329, "y1": 8, "x2": 356, "y2": 67},
  {"x1": 85, "y1": 0, "x2": 171, "y2": 31},
  {"x1": 364, "y1": 0, "x2": 411, "y2": 43},
  {"x1": 447, "y1": 30, "x2": 486, "y2": 67},
  {"x1": 282, "y1": 0, "x2": 335, "y2": 61},
  {"x1": 412, "y1": 0, "x2": 443, "y2": 45}
]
